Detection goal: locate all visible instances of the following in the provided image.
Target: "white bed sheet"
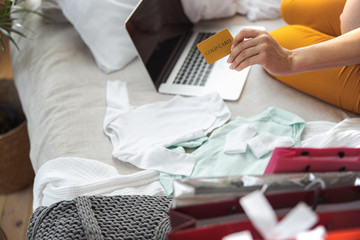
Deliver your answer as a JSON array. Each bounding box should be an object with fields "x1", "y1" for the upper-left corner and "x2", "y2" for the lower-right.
[{"x1": 10, "y1": 11, "x2": 357, "y2": 207}]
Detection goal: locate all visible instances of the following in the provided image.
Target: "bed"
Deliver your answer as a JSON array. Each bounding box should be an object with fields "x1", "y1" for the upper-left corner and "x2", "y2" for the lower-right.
[{"x1": 10, "y1": 0, "x2": 358, "y2": 239}]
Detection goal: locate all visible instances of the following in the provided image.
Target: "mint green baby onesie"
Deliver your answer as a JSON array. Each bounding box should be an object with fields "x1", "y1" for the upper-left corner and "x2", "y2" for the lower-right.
[{"x1": 160, "y1": 107, "x2": 306, "y2": 195}]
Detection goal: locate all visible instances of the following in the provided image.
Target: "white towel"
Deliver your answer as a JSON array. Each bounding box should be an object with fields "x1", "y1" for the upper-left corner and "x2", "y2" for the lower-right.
[{"x1": 33, "y1": 157, "x2": 165, "y2": 210}]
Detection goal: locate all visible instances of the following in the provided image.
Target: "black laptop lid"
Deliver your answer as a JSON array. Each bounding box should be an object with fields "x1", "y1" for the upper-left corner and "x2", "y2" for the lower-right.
[{"x1": 126, "y1": 0, "x2": 193, "y2": 88}]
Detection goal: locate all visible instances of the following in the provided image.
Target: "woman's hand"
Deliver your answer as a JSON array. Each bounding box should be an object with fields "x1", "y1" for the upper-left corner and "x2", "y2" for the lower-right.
[{"x1": 227, "y1": 28, "x2": 294, "y2": 76}]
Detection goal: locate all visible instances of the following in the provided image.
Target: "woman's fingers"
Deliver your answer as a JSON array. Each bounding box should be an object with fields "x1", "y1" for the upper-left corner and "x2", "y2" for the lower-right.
[
  {"x1": 231, "y1": 28, "x2": 264, "y2": 49},
  {"x1": 230, "y1": 45, "x2": 260, "y2": 70},
  {"x1": 227, "y1": 28, "x2": 293, "y2": 75},
  {"x1": 235, "y1": 54, "x2": 263, "y2": 72},
  {"x1": 227, "y1": 28, "x2": 268, "y2": 65},
  {"x1": 227, "y1": 36, "x2": 258, "y2": 64}
]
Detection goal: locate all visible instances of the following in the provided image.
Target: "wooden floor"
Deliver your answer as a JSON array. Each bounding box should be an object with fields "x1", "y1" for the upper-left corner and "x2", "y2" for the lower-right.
[
  {"x1": 0, "y1": 185, "x2": 33, "y2": 240},
  {"x1": 0, "y1": 38, "x2": 34, "y2": 240}
]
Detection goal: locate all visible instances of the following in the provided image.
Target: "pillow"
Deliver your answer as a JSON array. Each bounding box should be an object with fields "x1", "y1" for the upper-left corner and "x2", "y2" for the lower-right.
[
  {"x1": 56, "y1": 0, "x2": 139, "y2": 73},
  {"x1": 180, "y1": 0, "x2": 281, "y2": 23},
  {"x1": 180, "y1": 0, "x2": 238, "y2": 23}
]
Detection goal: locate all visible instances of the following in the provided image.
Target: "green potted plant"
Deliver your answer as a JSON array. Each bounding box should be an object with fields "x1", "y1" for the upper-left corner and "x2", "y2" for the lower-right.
[
  {"x1": 0, "y1": 0, "x2": 43, "y2": 194},
  {"x1": 1, "y1": 0, "x2": 42, "y2": 51},
  {"x1": 0, "y1": 0, "x2": 26, "y2": 135}
]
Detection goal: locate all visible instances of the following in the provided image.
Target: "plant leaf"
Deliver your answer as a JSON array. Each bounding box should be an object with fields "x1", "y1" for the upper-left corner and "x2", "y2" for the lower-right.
[
  {"x1": 0, "y1": 0, "x2": 46, "y2": 51},
  {"x1": 0, "y1": 30, "x2": 19, "y2": 50},
  {"x1": 0, "y1": 35, "x2": 5, "y2": 51},
  {"x1": 2, "y1": 26, "x2": 26, "y2": 37}
]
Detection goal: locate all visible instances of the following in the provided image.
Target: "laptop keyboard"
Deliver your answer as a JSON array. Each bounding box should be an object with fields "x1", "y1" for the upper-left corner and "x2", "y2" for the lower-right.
[{"x1": 173, "y1": 32, "x2": 215, "y2": 86}]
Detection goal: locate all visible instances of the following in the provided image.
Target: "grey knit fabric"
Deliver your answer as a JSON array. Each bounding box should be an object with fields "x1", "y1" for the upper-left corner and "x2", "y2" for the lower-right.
[{"x1": 26, "y1": 195, "x2": 173, "y2": 240}]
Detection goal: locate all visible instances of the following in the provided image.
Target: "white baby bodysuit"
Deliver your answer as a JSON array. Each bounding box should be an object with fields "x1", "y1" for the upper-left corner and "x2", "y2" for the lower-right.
[{"x1": 104, "y1": 80, "x2": 231, "y2": 175}]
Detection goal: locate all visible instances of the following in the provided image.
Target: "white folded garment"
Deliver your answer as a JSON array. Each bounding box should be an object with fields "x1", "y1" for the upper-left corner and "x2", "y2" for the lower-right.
[
  {"x1": 104, "y1": 80, "x2": 231, "y2": 175},
  {"x1": 33, "y1": 157, "x2": 165, "y2": 210},
  {"x1": 247, "y1": 132, "x2": 295, "y2": 158},
  {"x1": 300, "y1": 121, "x2": 337, "y2": 141},
  {"x1": 301, "y1": 118, "x2": 360, "y2": 148},
  {"x1": 224, "y1": 124, "x2": 258, "y2": 154}
]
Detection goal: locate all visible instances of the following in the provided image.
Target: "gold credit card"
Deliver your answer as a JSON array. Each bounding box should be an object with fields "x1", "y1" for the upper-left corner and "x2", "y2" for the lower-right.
[{"x1": 197, "y1": 28, "x2": 233, "y2": 65}]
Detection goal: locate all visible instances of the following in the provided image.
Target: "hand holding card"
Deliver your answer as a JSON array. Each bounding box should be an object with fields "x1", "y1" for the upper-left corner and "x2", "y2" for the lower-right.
[{"x1": 197, "y1": 28, "x2": 233, "y2": 64}]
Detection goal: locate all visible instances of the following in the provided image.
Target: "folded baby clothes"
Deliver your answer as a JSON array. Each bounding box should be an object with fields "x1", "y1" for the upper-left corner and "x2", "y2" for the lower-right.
[
  {"x1": 247, "y1": 132, "x2": 295, "y2": 158},
  {"x1": 160, "y1": 107, "x2": 305, "y2": 194},
  {"x1": 224, "y1": 125, "x2": 295, "y2": 156},
  {"x1": 300, "y1": 121, "x2": 337, "y2": 141},
  {"x1": 104, "y1": 80, "x2": 231, "y2": 176},
  {"x1": 301, "y1": 118, "x2": 360, "y2": 148},
  {"x1": 224, "y1": 123, "x2": 258, "y2": 154}
]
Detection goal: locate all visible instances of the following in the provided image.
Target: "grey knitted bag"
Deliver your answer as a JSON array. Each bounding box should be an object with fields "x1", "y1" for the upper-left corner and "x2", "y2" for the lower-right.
[{"x1": 26, "y1": 195, "x2": 173, "y2": 240}]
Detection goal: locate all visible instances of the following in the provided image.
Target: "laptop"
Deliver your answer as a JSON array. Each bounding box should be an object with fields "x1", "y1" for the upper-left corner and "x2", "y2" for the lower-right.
[{"x1": 125, "y1": 0, "x2": 263, "y2": 101}]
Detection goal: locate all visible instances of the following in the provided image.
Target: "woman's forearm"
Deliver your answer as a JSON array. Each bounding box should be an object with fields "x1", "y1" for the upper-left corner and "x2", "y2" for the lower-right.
[
  {"x1": 340, "y1": 0, "x2": 360, "y2": 34},
  {"x1": 291, "y1": 27, "x2": 360, "y2": 74}
]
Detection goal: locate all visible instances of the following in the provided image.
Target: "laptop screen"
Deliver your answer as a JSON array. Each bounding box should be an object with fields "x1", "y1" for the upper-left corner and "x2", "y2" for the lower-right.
[{"x1": 126, "y1": 0, "x2": 193, "y2": 88}]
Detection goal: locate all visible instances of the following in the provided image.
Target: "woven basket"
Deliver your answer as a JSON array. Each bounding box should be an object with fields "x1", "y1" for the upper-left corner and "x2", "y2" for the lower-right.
[{"x1": 0, "y1": 79, "x2": 34, "y2": 194}]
